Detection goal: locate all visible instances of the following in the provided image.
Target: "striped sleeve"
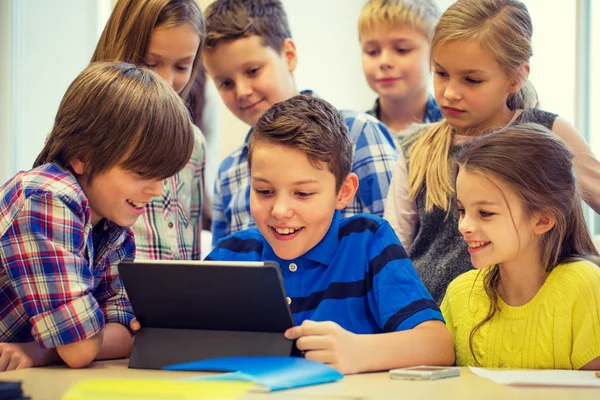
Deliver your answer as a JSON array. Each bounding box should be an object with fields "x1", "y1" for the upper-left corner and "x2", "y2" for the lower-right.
[{"x1": 365, "y1": 221, "x2": 443, "y2": 332}]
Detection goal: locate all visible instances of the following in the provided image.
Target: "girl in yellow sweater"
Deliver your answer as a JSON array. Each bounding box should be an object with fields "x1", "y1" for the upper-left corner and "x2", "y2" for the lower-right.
[{"x1": 441, "y1": 123, "x2": 600, "y2": 370}]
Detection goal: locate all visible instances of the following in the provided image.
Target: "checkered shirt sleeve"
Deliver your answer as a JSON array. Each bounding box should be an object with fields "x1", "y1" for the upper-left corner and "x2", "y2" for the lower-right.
[{"x1": 0, "y1": 169, "x2": 134, "y2": 348}]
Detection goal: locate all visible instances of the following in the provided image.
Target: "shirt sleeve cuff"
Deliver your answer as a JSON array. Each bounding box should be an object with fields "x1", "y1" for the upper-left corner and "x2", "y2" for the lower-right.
[
  {"x1": 30, "y1": 293, "x2": 104, "y2": 349},
  {"x1": 102, "y1": 297, "x2": 135, "y2": 331}
]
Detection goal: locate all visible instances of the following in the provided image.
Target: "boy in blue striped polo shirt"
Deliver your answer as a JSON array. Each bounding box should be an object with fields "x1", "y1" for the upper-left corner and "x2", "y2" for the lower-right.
[{"x1": 206, "y1": 96, "x2": 454, "y2": 374}]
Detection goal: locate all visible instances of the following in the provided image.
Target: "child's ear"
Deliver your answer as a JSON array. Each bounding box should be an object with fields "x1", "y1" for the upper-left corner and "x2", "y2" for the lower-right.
[
  {"x1": 335, "y1": 173, "x2": 359, "y2": 210},
  {"x1": 70, "y1": 159, "x2": 86, "y2": 175},
  {"x1": 532, "y1": 210, "x2": 555, "y2": 235},
  {"x1": 281, "y1": 38, "x2": 298, "y2": 73},
  {"x1": 509, "y1": 62, "x2": 530, "y2": 94}
]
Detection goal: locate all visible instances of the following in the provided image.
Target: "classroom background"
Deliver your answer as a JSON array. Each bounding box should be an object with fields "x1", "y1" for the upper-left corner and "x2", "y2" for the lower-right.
[{"x1": 0, "y1": 0, "x2": 598, "y2": 244}]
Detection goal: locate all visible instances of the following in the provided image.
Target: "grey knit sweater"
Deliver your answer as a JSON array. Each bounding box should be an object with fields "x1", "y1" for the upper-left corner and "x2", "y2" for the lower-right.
[{"x1": 406, "y1": 108, "x2": 558, "y2": 304}]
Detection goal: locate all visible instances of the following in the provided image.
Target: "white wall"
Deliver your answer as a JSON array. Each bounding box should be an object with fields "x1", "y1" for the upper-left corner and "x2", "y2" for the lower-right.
[
  {"x1": 0, "y1": 0, "x2": 110, "y2": 183},
  {"x1": 0, "y1": 1, "x2": 12, "y2": 184}
]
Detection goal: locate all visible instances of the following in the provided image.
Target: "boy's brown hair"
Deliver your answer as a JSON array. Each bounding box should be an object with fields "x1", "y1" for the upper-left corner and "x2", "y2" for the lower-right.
[
  {"x1": 91, "y1": 0, "x2": 204, "y2": 101},
  {"x1": 358, "y1": 0, "x2": 440, "y2": 41},
  {"x1": 202, "y1": 0, "x2": 291, "y2": 52},
  {"x1": 248, "y1": 95, "x2": 352, "y2": 192},
  {"x1": 34, "y1": 61, "x2": 194, "y2": 184}
]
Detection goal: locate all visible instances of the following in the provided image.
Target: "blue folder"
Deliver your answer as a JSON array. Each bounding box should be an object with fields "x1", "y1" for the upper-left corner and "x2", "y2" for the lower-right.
[{"x1": 164, "y1": 356, "x2": 344, "y2": 391}]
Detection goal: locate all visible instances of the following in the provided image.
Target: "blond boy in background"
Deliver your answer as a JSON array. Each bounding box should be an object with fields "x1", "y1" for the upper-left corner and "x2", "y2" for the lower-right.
[{"x1": 359, "y1": 0, "x2": 442, "y2": 143}]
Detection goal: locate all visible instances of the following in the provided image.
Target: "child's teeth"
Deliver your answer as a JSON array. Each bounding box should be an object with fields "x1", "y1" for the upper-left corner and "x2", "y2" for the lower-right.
[{"x1": 276, "y1": 227, "x2": 297, "y2": 235}]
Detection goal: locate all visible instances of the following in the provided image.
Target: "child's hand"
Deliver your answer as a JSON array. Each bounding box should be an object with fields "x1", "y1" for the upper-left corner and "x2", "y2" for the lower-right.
[
  {"x1": 0, "y1": 342, "x2": 39, "y2": 371},
  {"x1": 284, "y1": 320, "x2": 363, "y2": 374},
  {"x1": 129, "y1": 318, "x2": 141, "y2": 333}
]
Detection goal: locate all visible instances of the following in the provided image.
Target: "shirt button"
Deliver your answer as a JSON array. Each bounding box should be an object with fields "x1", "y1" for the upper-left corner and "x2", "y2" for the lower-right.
[
  {"x1": 168, "y1": 222, "x2": 174, "y2": 229},
  {"x1": 287, "y1": 297, "x2": 292, "y2": 305},
  {"x1": 289, "y1": 263, "x2": 297, "y2": 272}
]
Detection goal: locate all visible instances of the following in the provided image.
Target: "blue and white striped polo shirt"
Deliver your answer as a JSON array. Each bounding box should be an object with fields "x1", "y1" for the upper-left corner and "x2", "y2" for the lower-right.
[{"x1": 206, "y1": 211, "x2": 443, "y2": 334}]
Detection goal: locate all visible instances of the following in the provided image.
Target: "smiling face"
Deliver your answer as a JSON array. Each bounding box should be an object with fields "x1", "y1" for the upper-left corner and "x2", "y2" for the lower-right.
[
  {"x1": 455, "y1": 167, "x2": 541, "y2": 270},
  {"x1": 203, "y1": 35, "x2": 298, "y2": 127},
  {"x1": 360, "y1": 25, "x2": 431, "y2": 101},
  {"x1": 433, "y1": 40, "x2": 520, "y2": 135},
  {"x1": 249, "y1": 142, "x2": 356, "y2": 260},
  {"x1": 72, "y1": 160, "x2": 163, "y2": 228},
  {"x1": 145, "y1": 22, "x2": 201, "y2": 95}
]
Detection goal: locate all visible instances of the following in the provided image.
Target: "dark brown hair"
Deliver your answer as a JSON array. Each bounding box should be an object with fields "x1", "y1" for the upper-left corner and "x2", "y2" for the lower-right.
[
  {"x1": 248, "y1": 95, "x2": 352, "y2": 191},
  {"x1": 203, "y1": 0, "x2": 291, "y2": 52},
  {"x1": 91, "y1": 0, "x2": 204, "y2": 100},
  {"x1": 34, "y1": 62, "x2": 194, "y2": 184},
  {"x1": 455, "y1": 123, "x2": 600, "y2": 365}
]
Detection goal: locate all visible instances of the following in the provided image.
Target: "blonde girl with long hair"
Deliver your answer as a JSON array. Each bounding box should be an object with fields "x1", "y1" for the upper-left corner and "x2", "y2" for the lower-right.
[
  {"x1": 92, "y1": 0, "x2": 207, "y2": 260},
  {"x1": 384, "y1": 0, "x2": 600, "y2": 303},
  {"x1": 441, "y1": 123, "x2": 600, "y2": 369}
]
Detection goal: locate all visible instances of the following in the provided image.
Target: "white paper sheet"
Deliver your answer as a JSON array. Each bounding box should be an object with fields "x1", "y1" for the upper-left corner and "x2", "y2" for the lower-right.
[{"x1": 470, "y1": 367, "x2": 600, "y2": 388}]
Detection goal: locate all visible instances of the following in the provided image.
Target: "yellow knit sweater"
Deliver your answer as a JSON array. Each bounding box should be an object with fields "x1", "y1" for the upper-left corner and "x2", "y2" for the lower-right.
[{"x1": 441, "y1": 260, "x2": 600, "y2": 369}]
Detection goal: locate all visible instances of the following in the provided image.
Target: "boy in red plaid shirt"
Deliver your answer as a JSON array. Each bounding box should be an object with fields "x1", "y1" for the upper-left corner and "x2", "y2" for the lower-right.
[{"x1": 0, "y1": 62, "x2": 194, "y2": 370}]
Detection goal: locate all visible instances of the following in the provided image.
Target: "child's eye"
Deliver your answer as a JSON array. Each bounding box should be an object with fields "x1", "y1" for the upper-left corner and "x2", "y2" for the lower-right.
[
  {"x1": 479, "y1": 210, "x2": 494, "y2": 218},
  {"x1": 296, "y1": 192, "x2": 313, "y2": 198},
  {"x1": 254, "y1": 188, "x2": 273, "y2": 196},
  {"x1": 466, "y1": 77, "x2": 482, "y2": 84},
  {"x1": 456, "y1": 207, "x2": 466, "y2": 216},
  {"x1": 219, "y1": 80, "x2": 233, "y2": 90},
  {"x1": 247, "y1": 67, "x2": 260, "y2": 76},
  {"x1": 435, "y1": 71, "x2": 448, "y2": 78},
  {"x1": 363, "y1": 49, "x2": 378, "y2": 56},
  {"x1": 395, "y1": 48, "x2": 412, "y2": 54},
  {"x1": 176, "y1": 65, "x2": 190, "y2": 71}
]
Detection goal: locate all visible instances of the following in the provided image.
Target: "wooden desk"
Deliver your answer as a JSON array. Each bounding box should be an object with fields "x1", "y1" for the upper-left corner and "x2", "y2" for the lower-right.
[{"x1": 0, "y1": 359, "x2": 598, "y2": 400}]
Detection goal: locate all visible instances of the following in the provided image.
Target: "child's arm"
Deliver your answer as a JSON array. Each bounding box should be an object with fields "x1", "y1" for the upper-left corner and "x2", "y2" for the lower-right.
[
  {"x1": 1, "y1": 193, "x2": 117, "y2": 368},
  {"x1": 346, "y1": 114, "x2": 398, "y2": 217},
  {"x1": 383, "y1": 151, "x2": 419, "y2": 250},
  {"x1": 95, "y1": 323, "x2": 134, "y2": 360},
  {"x1": 551, "y1": 117, "x2": 600, "y2": 214},
  {"x1": 92, "y1": 231, "x2": 136, "y2": 361},
  {"x1": 285, "y1": 319, "x2": 453, "y2": 374}
]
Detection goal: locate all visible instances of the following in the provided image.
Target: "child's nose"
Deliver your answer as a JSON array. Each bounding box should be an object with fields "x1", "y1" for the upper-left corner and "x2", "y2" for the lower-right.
[
  {"x1": 378, "y1": 49, "x2": 393, "y2": 68},
  {"x1": 443, "y1": 80, "x2": 461, "y2": 101},
  {"x1": 458, "y1": 214, "x2": 475, "y2": 235},
  {"x1": 156, "y1": 67, "x2": 175, "y2": 90},
  {"x1": 236, "y1": 79, "x2": 253, "y2": 98},
  {"x1": 146, "y1": 179, "x2": 164, "y2": 198},
  {"x1": 271, "y1": 196, "x2": 293, "y2": 219}
]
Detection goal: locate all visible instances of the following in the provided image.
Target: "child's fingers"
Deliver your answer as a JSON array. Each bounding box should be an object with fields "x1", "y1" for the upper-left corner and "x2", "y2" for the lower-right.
[
  {"x1": 296, "y1": 334, "x2": 333, "y2": 351},
  {"x1": 6, "y1": 355, "x2": 22, "y2": 371},
  {"x1": 130, "y1": 318, "x2": 141, "y2": 332},
  {"x1": 17, "y1": 356, "x2": 32, "y2": 370},
  {"x1": 285, "y1": 320, "x2": 319, "y2": 339},
  {"x1": 304, "y1": 349, "x2": 335, "y2": 365},
  {"x1": 0, "y1": 353, "x2": 10, "y2": 371}
]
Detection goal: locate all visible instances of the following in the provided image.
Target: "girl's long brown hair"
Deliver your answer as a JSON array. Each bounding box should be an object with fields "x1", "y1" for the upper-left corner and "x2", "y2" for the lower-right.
[
  {"x1": 455, "y1": 123, "x2": 600, "y2": 365},
  {"x1": 91, "y1": 0, "x2": 204, "y2": 101}
]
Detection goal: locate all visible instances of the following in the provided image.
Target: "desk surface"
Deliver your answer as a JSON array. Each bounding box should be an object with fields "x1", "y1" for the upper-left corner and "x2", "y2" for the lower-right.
[{"x1": 0, "y1": 359, "x2": 598, "y2": 400}]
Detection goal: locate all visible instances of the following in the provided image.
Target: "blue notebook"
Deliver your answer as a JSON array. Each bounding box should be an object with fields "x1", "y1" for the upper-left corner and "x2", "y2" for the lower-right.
[{"x1": 164, "y1": 356, "x2": 343, "y2": 391}]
